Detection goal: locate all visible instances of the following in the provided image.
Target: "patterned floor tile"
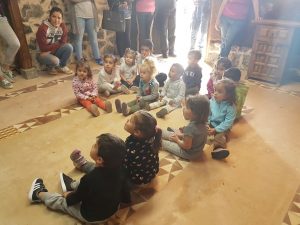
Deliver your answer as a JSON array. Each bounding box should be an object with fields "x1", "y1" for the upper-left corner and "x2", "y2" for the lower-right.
[{"x1": 282, "y1": 185, "x2": 300, "y2": 225}]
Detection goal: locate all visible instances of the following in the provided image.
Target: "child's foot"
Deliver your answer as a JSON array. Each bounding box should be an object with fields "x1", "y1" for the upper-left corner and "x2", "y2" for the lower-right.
[
  {"x1": 90, "y1": 104, "x2": 100, "y2": 117},
  {"x1": 103, "y1": 90, "x2": 110, "y2": 97},
  {"x1": 156, "y1": 108, "x2": 168, "y2": 118},
  {"x1": 144, "y1": 102, "x2": 151, "y2": 111},
  {"x1": 130, "y1": 86, "x2": 139, "y2": 93},
  {"x1": 122, "y1": 102, "x2": 129, "y2": 116},
  {"x1": 115, "y1": 99, "x2": 122, "y2": 113},
  {"x1": 211, "y1": 148, "x2": 230, "y2": 160},
  {"x1": 28, "y1": 178, "x2": 48, "y2": 203},
  {"x1": 60, "y1": 172, "x2": 74, "y2": 192},
  {"x1": 105, "y1": 101, "x2": 112, "y2": 113},
  {"x1": 70, "y1": 149, "x2": 87, "y2": 169},
  {"x1": 121, "y1": 85, "x2": 130, "y2": 94}
]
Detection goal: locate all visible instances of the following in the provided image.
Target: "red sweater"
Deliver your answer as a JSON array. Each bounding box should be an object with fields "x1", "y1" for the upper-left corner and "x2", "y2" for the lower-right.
[{"x1": 36, "y1": 20, "x2": 68, "y2": 54}]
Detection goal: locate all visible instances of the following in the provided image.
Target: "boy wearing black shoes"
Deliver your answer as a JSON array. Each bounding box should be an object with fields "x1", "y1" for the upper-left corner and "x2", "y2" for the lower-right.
[{"x1": 28, "y1": 133, "x2": 130, "y2": 223}]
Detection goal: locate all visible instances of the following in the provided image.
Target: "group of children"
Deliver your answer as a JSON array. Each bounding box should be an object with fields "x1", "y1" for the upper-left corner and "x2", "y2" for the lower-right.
[{"x1": 28, "y1": 40, "x2": 249, "y2": 223}]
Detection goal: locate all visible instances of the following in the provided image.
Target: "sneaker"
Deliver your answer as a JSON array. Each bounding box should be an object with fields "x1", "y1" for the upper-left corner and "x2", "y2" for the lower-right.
[
  {"x1": 90, "y1": 104, "x2": 100, "y2": 117},
  {"x1": 162, "y1": 53, "x2": 168, "y2": 58},
  {"x1": 60, "y1": 172, "x2": 74, "y2": 192},
  {"x1": 0, "y1": 78, "x2": 13, "y2": 89},
  {"x1": 121, "y1": 84, "x2": 130, "y2": 94},
  {"x1": 48, "y1": 67, "x2": 58, "y2": 75},
  {"x1": 57, "y1": 66, "x2": 73, "y2": 74},
  {"x1": 130, "y1": 86, "x2": 139, "y2": 93},
  {"x1": 103, "y1": 90, "x2": 110, "y2": 97},
  {"x1": 2, "y1": 70, "x2": 15, "y2": 83},
  {"x1": 105, "y1": 101, "x2": 112, "y2": 113},
  {"x1": 122, "y1": 102, "x2": 129, "y2": 116},
  {"x1": 70, "y1": 149, "x2": 87, "y2": 169},
  {"x1": 95, "y1": 58, "x2": 103, "y2": 66},
  {"x1": 156, "y1": 108, "x2": 168, "y2": 118},
  {"x1": 143, "y1": 102, "x2": 151, "y2": 111},
  {"x1": 28, "y1": 178, "x2": 48, "y2": 203},
  {"x1": 115, "y1": 99, "x2": 122, "y2": 113},
  {"x1": 211, "y1": 148, "x2": 230, "y2": 160}
]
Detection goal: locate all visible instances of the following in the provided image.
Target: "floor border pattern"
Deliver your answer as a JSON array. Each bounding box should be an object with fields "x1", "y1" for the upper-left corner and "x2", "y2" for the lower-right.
[{"x1": 282, "y1": 185, "x2": 300, "y2": 225}]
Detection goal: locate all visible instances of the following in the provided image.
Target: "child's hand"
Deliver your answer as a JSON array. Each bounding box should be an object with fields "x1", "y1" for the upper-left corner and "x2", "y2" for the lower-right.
[
  {"x1": 63, "y1": 191, "x2": 72, "y2": 198},
  {"x1": 170, "y1": 134, "x2": 180, "y2": 143},
  {"x1": 114, "y1": 81, "x2": 121, "y2": 88},
  {"x1": 136, "y1": 96, "x2": 141, "y2": 102},
  {"x1": 207, "y1": 127, "x2": 216, "y2": 135}
]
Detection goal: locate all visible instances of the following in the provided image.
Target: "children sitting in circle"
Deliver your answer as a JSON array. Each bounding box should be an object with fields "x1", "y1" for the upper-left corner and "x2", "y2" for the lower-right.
[
  {"x1": 182, "y1": 50, "x2": 203, "y2": 96},
  {"x1": 29, "y1": 133, "x2": 130, "y2": 224},
  {"x1": 97, "y1": 54, "x2": 129, "y2": 97},
  {"x1": 146, "y1": 63, "x2": 186, "y2": 118},
  {"x1": 72, "y1": 61, "x2": 112, "y2": 117},
  {"x1": 161, "y1": 95, "x2": 210, "y2": 160},
  {"x1": 208, "y1": 79, "x2": 236, "y2": 160},
  {"x1": 207, "y1": 57, "x2": 232, "y2": 99},
  {"x1": 115, "y1": 59, "x2": 159, "y2": 116},
  {"x1": 123, "y1": 110, "x2": 162, "y2": 185},
  {"x1": 119, "y1": 48, "x2": 139, "y2": 91}
]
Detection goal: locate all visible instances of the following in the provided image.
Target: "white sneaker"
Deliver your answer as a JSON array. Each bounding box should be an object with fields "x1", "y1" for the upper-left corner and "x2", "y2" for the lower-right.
[{"x1": 57, "y1": 66, "x2": 73, "y2": 74}]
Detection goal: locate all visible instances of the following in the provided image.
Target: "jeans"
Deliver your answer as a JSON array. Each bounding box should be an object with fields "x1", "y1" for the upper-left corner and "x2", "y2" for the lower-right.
[
  {"x1": 74, "y1": 17, "x2": 100, "y2": 60},
  {"x1": 37, "y1": 43, "x2": 73, "y2": 68},
  {"x1": 136, "y1": 12, "x2": 154, "y2": 49},
  {"x1": 116, "y1": 19, "x2": 131, "y2": 57},
  {"x1": 0, "y1": 16, "x2": 20, "y2": 66},
  {"x1": 219, "y1": 15, "x2": 247, "y2": 57}
]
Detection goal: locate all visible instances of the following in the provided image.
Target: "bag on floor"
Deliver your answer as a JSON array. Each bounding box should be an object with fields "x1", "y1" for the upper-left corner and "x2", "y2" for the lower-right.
[{"x1": 101, "y1": 10, "x2": 125, "y2": 32}]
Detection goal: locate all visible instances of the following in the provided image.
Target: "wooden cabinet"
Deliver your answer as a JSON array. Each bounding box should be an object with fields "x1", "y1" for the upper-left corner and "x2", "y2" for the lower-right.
[{"x1": 247, "y1": 20, "x2": 300, "y2": 85}]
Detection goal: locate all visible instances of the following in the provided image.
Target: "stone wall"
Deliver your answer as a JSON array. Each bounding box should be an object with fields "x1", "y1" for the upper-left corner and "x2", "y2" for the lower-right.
[{"x1": 0, "y1": 0, "x2": 116, "y2": 70}]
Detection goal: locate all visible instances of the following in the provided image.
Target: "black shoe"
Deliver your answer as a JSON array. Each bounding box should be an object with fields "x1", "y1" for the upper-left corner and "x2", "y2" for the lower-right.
[
  {"x1": 60, "y1": 172, "x2": 74, "y2": 192},
  {"x1": 156, "y1": 108, "x2": 168, "y2": 118},
  {"x1": 115, "y1": 99, "x2": 122, "y2": 113},
  {"x1": 211, "y1": 148, "x2": 230, "y2": 160},
  {"x1": 28, "y1": 178, "x2": 48, "y2": 203},
  {"x1": 169, "y1": 52, "x2": 177, "y2": 57},
  {"x1": 162, "y1": 53, "x2": 168, "y2": 58},
  {"x1": 122, "y1": 103, "x2": 129, "y2": 116}
]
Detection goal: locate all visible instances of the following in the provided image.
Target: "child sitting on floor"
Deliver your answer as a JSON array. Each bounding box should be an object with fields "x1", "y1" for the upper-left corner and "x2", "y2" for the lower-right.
[
  {"x1": 97, "y1": 54, "x2": 129, "y2": 97},
  {"x1": 161, "y1": 95, "x2": 209, "y2": 160},
  {"x1": 208, "y1": 79, "x2": 236, "y2": 160},
  {"x1": 183, "y1": 50, "x2": 202, "y2": 96},
  {"x1": 223, "y1": 67, "x2": 249, "y2": 119},
  {"x1": 115, "y1": 59, "x2": 159, "y2": 116},
  {"x1": 28, "y1": 133, "x2": 130, "y2": 224},
  {"x1": 72, "y1": 61, "x2": 112, "y2": 117},
  {"x1": 123, "y1": 110, "x2": 162, "y2": 185},
  {"x1": 207, "y1": 57, "x2": 232, "y2": 99},
  {"x1": 146, "y1": 63, "x2": 185, "y2": 118},
  {"x1": 119, "y1": 48, "x2": 139, "y2": 91}
]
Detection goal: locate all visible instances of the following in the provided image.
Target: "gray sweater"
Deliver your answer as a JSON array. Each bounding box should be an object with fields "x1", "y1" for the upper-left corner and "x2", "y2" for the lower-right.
[{"x1": 161, "y1": 78, "x2": 186, "y2": 106}]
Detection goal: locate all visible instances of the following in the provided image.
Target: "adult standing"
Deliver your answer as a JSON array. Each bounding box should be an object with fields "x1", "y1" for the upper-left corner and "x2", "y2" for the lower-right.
[
  {"x1": 36, "y1": 7, "x2": 73, "y2": 75},
  {"x1": 136, "y1": 0, "x2": 155, "y2": 50},
  {"x1": 155, "y1": 0, "x2": 177, "y2": 58},
  {"x1": 190, "y1": 0, "x2": 210, "y2": 50},
  {"x1": 215, "y1": 0, "x2": 260, "y2": 57},
  {"x1": 68, "y1": 0, "x2": 103, "y2": 65},
  {"x1": 0, "y1": 0, "x2": 20, "y2": 89},
  {"x1": 107, "y1": 0, "x2": 132, "y2": 57}
]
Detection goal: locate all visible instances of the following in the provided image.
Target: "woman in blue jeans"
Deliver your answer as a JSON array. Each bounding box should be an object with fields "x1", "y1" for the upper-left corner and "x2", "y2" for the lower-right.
[
  {"x1": 215, "y1": 0, "x2": 260, "y2": 57},
  {"x1": 68, "y1": 0, "x2": 103, "y2": 65}
]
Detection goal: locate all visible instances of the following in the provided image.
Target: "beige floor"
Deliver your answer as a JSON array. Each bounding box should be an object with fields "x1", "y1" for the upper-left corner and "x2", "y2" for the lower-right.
[{"x1": 0, "y1": 60, "x2": 300, "y2": 225}]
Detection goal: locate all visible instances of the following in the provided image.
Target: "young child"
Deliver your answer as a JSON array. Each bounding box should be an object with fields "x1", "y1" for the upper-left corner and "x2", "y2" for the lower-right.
[
  {"x1": 146, "y1": 63, "x2": 185, "y2": 118},
  {"x1": 97, "y1": 54, "x2": 129, "y2": 97},
  {"x1": 28, "y1": 133, "x2": 130, "y2": 224},
  {"x1": 115, "y1": 59, "x2": 159, "y2": 116},
  {"x1": 119, "y1": 48, "x2": 139, "y2": 90},
  {"x1": 207, "y1": 57, "x2": 232, "y2": 99},
  {"x1": 123, "y1": 110, "x2": 162, "y2": 185},
  {"x1": 161, "y1": 95, "x2": 209, "y2": 160},
  {"x1": 223, "y1": 67, "x2": 249, "y2": 119},
  {"x1": 208, "y1": 79, "x2": 236, "y2": 160},
  {"x1": 183, "y1": 50, "x2": 202, "y2": 96},
  {"x1": 72, "y1": 61, "x2": 112, "y2": 117}
]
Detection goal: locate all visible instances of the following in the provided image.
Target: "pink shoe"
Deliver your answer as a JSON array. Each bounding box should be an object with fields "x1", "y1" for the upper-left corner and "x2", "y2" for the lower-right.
[{"x1": 70, "y1": 149, "x2": 87, "y2": 169}]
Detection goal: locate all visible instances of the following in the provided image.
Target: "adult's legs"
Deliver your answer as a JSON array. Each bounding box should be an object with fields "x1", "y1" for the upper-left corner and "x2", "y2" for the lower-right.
[
  {"x1": 116, "y1": 19, "x2": 131, "y2": 57},
  {"x1": 198, "y1": 1, "x2": 210, "y2": 49},
  {"x1": 136, "y1": 12, "x2": 154, "y2": 46},
  {"x1": 155, "y1": 11, "x2": 169, "y2": 55},
  {"x1": 85, "y1": 18, "x2": 101, "y2": 60},
  {"x1": 74, "y1": 17, "x2": 85, "y2": 60},
  {"x1": 54, "y1": 43, "x2": 73, "y2": 67},
  {"x1": 190, "y1": 6, "x2": 201, "y2": 50},
  {"x1": 168, "y1": 9, "x2": 176, "y2": 55},
  {"x1": 130, "y1": 0, "x2": 138, "y2": 51}
]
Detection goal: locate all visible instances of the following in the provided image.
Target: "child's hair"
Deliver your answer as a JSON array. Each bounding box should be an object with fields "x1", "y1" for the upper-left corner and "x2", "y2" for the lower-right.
[
  {"x1": 124, "y1": 48, "x2": 137, "y2": 65},
  {"x1": 103, "y1": 54, "x2": 117, "y2": 64},
  {"x1": 75, "y1": 61, "x2": 93, "y2": 78},
  {"x1": 50, "y1": 6, "x2": 63, "y2": 17},
  {"x1": 140, "y1": 39, "x2": 154, "y2": 51},
  {"x1": 188, "y1": 50, "x2": 202, "y2": 61},
  {"x1": 186, "y1": 95, "x2": 209, "y2": 124},
  {"x1": 171, "y1": 63, "x2": 184, "y2": 77},
  {"x1": 133, "y1": 110, "x2": 162, "y2": 153},
  {"x1": 140, "y1": 58, "x2": 157, "y2": 78},
  {"x1": 216, "y1": 79, "x2": 236, "y2": 105},
  {"x1": 216, "y1": 57, "x2": 232, "y2": 70},
  {"x1": 96, "y1": 133, "x2": 125, "y2": 168},
  {"x1": 224, "y1": 67, "x2": 241, "y2": 82}
]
